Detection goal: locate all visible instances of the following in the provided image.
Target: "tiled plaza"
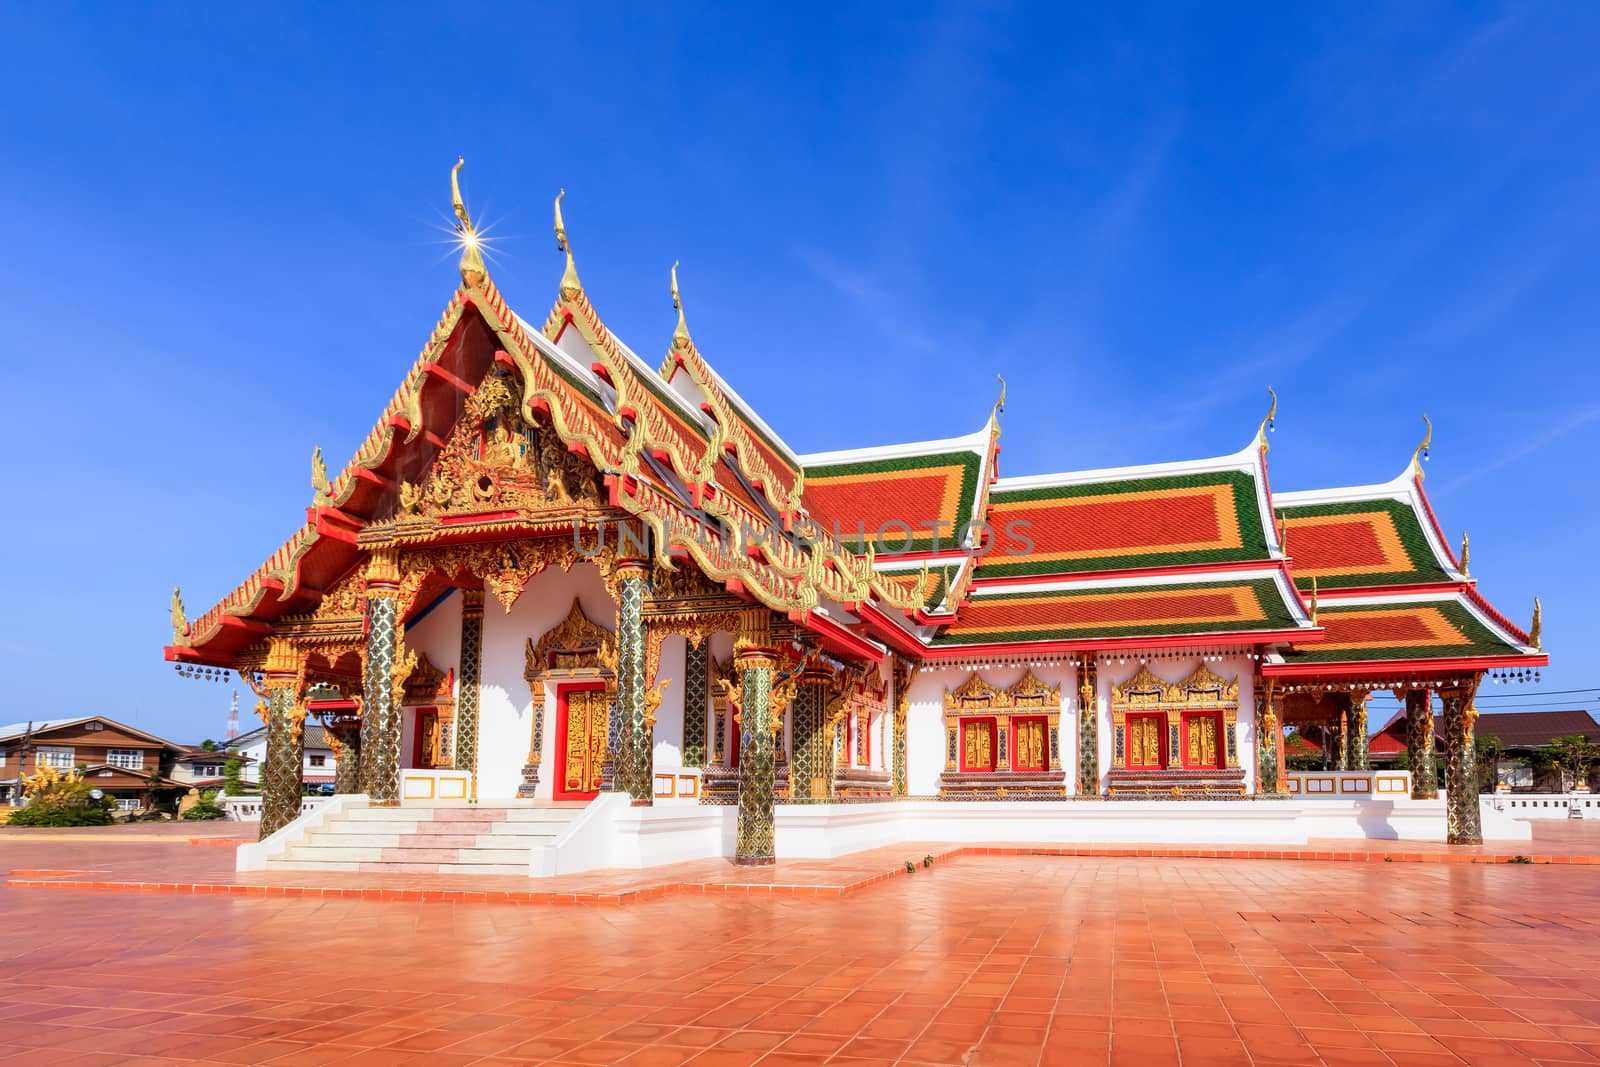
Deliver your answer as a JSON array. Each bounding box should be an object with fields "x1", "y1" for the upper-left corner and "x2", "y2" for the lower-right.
[{"x1": 4, "y1": 829, "x2": 1600, "y2": 1066}]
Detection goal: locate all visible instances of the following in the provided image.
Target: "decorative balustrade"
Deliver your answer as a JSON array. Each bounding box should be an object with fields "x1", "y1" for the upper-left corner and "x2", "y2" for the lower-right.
[
  {"x1": 1283, "y1": 770, "x2": 1412, "y2": 798},
  {"x1": 222, "y1": 796, "x2": 327, "y2": 822}
]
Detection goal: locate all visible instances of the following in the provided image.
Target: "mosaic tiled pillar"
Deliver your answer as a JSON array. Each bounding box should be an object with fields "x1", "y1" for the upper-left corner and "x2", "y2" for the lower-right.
[
  {"x1": 614, "y1": 562, "x2": 652, "y2": 805},
  {"x1": 1078, "y1": 656, "x2": 1099, "y2": 795},
  {"x1": 734, "y1": 609, "x2": 778, "y2": 864},
  {"x1": 790, "y1": 671, "x2": 829, "y2": 800},
  {"x1": 682, "y1": 639, "x2": 709, "y2": 768},
  {"x1": 259, "y1": 639, "x2": 303, "y2": 840},
  {"x1": 1256, "y1": 685, "x2": 1283, "y2": 795},
  {"x1": 1337, "y1": 707, "x2": 1350, "y2": 770},
  {"x1": 736, "y1": 657, "x2": 776, "y2": 863},
  {"x1": 361, "y1": 550, "x2": 401, "y2": 805},
  {"x1": 891, "y1": 660, "x2": 911, "y2": 798},
  {"x1": 332, "y1": 722, "x2": 362, "y2": 794},
  {"x1": 1348, "y1": 693, "x2": 1370, "y2": 770},
  {"x1": 1406, "y1": 689, "x2": 1437, "y2": 799},
  {"x1": 456, "y1": 587, "x2": 484, "y2": 784},
  {"x1": 1443, "y1": 684, "x2": 1483, "y2": 844}
]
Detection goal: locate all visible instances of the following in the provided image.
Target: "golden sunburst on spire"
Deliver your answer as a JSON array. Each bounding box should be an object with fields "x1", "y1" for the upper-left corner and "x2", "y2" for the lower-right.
[
  {"x1": 554, "y1": 189, "x2": 582, "y2": 298},
  {"x1": 671, "y1": 260, "x2": 692, "y2": 350},
  {"x1": 1410, "y1": 414, "x2": 1433, "y2": 481},
  {"x1": 450, "y1": 157, "x2": 486, "y2": 287},
  {"x1": 1257, "y1": 386, "x2": 1278, "y2": 453}
]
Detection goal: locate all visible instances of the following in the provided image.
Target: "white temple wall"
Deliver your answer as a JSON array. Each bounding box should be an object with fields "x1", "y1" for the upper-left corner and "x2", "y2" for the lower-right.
[
  {"x1": 1094, "y1": 654, "x2": 1258, "y2": 793},
  {"x1": 398, "y1": 590, "x2": 463, "y2": 769},
  {"x1": 905, "y1": 662, "x2": 1079, "y2": 797},
  {"x1": 478, "y1": 560, "x2": 613, "y2": 799},
  {"x1": 651, "y1": 634, "x2": 688, "y2": 789}
]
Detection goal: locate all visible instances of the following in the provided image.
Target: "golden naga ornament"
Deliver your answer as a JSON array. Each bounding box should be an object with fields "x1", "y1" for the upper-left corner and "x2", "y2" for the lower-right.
[
  {"x1": 1460, "y1": 531, "x2": 1470, "y2": 577},
  {"x1": 451, "y1": 157, "x2": 486, "y2": 287},
  {"x1": 1530, "y1": 596, "x2": 1542, "y2": 651},
  {"x1": 1411, "y1": 414, "x2": 1433, "y2": 481},
  {"x1": 554, "y1": 189, "x2": 582, "y2": 298},
  {"x1": 170, "y1": 586, "x2": 189, "y2": 645},
  {"x1": 311, "y1": 446, "x2": 332, "y2": 506},
  {"x1": 1257, "y1": 385, "x2": 1277, "y2": 453}
]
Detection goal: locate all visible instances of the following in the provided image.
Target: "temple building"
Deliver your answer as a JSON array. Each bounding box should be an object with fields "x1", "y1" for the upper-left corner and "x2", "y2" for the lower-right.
[{"x1": 164, "y1": 163, "x2": 1548, "y2": 871}]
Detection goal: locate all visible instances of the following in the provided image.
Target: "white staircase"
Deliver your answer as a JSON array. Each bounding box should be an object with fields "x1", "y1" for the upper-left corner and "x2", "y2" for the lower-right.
[{"x1": 265, "y1": 802, "x2": 589, "y2": 875}]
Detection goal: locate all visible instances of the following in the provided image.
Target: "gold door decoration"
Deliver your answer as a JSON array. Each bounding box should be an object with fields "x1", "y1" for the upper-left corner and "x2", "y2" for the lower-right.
[
  {"x1": 943, "y1": 670, "x2": 1062, "y2": 773},
  {"x1": 963, "y1": 721, "x2": 994, "y2": 770},
  {"x1": 1127, "y1": 717, "x2": 1162, "y2": 768},
  {"x1": 1112, "y1": 663, "x2": 1240, "y2": 770},
  {"x1": 561, "y1": 688, "x2": 609, "y2": 793},
  {"x1": 524, "y1": 599, "x2": 618, "y2": 783}
]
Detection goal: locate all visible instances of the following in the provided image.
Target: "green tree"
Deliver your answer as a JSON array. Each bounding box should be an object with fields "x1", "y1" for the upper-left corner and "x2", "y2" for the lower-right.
[
  {"x1": 223, "y1": 758, "x2": 244, "y2": 797},
  {"x1": 1475, "y1": 734, "x2": 1505, "y2": 793},
  {"x1": 200, "y1": 739, "x2": 218, "y2": 752},
  {"x1": 1547, "y1": 734, "x2": 1599, "y2": 792}
]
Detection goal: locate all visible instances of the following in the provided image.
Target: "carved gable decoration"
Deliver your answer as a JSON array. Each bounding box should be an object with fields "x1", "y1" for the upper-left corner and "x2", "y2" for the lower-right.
[
  {"x1": 1007, "y1": 669, "x2": 1060, "y2": 711},
  {"x1": 1172, "y1": 663, "x2": 1238, "y2": 709},
  {"x1": 402, "y1": 653, "x2": 455, "y2": 707},
  {"x1": 946, "y1": 673, "x2": 1006, "y2": 712},
  {"x1": 398, "y1": 368, "x2": 604, "y2": 520},
  {"x1": 1112, "y1": 664, "x2": 1169, "y2": 709},
  {"x1": 525, "y1": 599, "x2": 617, "y2": 681}
]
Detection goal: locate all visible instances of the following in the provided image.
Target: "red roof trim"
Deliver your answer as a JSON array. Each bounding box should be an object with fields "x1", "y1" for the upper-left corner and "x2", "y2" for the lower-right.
[
  {"x1": 917, "y1": 627, "x2": 1319, "y2": 662},
  {"x1": 969, "y1": 557, "x2": 1286, "y2": 589},
  {"x1": 1262, "y1": 652, "x2": 1549, "y2": 677}
]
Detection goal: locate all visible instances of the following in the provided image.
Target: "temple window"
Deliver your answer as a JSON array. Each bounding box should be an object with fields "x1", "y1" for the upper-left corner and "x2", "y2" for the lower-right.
[
  {"x1": 961, "y1": 718, "x2": 997, "y2": 771},
  {"x1": 1182, "y1": 713, "x2": 1223, "y2": 769},
  {"x1": 1126, "y1": 714, "x2": 1165, "y2": 769},
  {"x1": 1109, "y1": 663, "x2": 1244, "y2": 797},
  {"x1": 1012, "y1": 717, "x2": 1048, "y2": 770},
  {"x1": 940, "y1": 670, "x2": 1066, "y2": 798}
]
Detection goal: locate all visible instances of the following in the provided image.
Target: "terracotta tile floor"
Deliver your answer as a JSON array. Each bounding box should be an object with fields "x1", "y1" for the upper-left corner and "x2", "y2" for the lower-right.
[{"x1": 3, "y1": 850, "x2": 1600, "y2": 1066}]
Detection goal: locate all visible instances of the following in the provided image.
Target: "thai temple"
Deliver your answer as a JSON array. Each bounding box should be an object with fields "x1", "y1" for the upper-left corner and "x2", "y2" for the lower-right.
[{"x1": 164, "y1": 163, "x2": 1548, "y2": 875}]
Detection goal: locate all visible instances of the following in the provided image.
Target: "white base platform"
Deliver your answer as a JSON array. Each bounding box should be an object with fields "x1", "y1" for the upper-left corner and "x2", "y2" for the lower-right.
[{"x1": 524, "y1": 793, "x2": 1534, "y2": 878}]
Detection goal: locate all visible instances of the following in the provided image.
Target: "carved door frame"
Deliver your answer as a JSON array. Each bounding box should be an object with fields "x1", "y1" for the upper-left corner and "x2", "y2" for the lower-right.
[{"x1": 552, "y1": 681, "x2": 608, "y2": 801}]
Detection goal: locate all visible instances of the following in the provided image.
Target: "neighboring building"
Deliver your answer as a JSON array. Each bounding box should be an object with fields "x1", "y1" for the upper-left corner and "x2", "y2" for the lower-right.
[
  {"x1": 170, "y1": 749, "x2": 257, "y2": 789},
  {"x1": 1370, "y1": 709, "x2": 1599, "y2": 791},
  {"x1": 0, "y1": 716, "x2": 186, "y2": 810},
  {"x1": 226, "y1": 723, "x2": 337, "y2": 790},
  {"x1": 161, "y1": 167, "x2": 1550, "y2": 854}
]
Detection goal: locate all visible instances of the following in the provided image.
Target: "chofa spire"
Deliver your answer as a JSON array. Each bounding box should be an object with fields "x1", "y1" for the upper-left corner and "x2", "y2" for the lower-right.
[
  {"x1": 1257, "y1": 386, "x2": 1278, "y2": 453},
  {"x1": 450, "y1": 157, "x2": 486, "y2": 287},
  {"x1": 671, "y1": 260, "x2": 692, "y2": 350},
  {"x1": 990, "y1": 375, "x2": 1007, "y2": 436},
  {"x1": 554, "y1": 189, "x2": 583, "y2": 298},
  {"x1": 1410, "y1": 414, "x2": 1433, "y2": 481}
]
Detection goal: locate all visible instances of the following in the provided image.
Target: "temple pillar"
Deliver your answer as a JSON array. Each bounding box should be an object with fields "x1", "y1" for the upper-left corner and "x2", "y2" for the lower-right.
[
  {"x1": 734, "y1": 609, "x2": 777, "y2": 865},
  {"x1": 1405, "y1": 689, "x2": 1437, "y2": 799},
  {"x1": 891, "y1": 659, "x2": 911, "y2": 798},
  {"x1": 1348, "y1": 692, "x2": 1370, "y2": 770},
  {"x1": 361, "y1": 549, "x2": 403, "y2": 805},
  {"x1": 1256, "y1": 680, "x2": 1286, "y2": 795},
  {"x1": 613, "y1": 558, "x2": 652, "y2": 805},
  {"x1": 682, "y1": 638, "x2": 709, "y2": 768},
  {"x1": 1337, "y1": 705, "x2": 1350, "y2": 771},
  {"x1": 330, "y1": 717, "x2": 362, "y2": 795},
  {"x1": 1078, "y1": 654, "x2": 1099, "y2": 795},
  {"x1": 452, "y1": 587, "x2": 484, "y2": 789},
  {"x1": 259, "y1": 638, "x2": 304, "y2": 839},
  {"x1": 1443, "y1": 680, "x2": 1483, "y2": 844},
  {"x1": 791, "y1": 666, "x2": 831, "y2": 800}
]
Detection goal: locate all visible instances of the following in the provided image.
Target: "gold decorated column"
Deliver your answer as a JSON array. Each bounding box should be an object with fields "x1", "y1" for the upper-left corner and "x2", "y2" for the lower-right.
[
  {"x1": 259, "y1": 638, "x2": 305, "y2": 839},
  {"x1": 1405, "y1": 689, "x2": 1437, "y2": 799},
  {"x1": 733, "y1": 608, "x2": 778, "y2": 865}
]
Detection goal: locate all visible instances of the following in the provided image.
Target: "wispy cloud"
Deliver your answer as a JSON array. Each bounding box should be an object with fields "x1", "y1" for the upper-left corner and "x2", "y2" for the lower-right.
[
  {"x1": 1432, "y1": 404, "x2": 1600, "y2": 494},
  {"x1": 791, "y1": 245, "x2": 942, "y2": 354}
]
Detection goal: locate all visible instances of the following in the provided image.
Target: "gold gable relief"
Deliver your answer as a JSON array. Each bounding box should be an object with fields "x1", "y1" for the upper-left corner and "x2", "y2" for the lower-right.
[
  {"x1": 524, "y1": 599, "x2": 618, "y2": 681},
  {"x1": 1112, "y1": 662, "x2": 1239, "y2": 710},
  {"x1": 944, "y1": 670, "x2": 1063, "y2": 713},
  {"x1": 402, "y1": 653, "x2": 455, "y2": 707},
  {"x1": 398, "y1": 369, "x2": 603, "y2": 520},
  {"x1": 946, "y1": 673, "x2": 1006, "y2": 711}
]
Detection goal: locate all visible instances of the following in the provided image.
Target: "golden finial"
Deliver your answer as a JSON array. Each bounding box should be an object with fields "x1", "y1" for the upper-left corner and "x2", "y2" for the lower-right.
[
  {"x1": 311, "y1": 446, "x2": 332, "y2": 506},
  {"x1": 450, "y1": 157, "x2": 486, "y2": 287},
  {"x1": 1410, "y1": 414, "x2": 1433, "y2": 481},
  {"x1": 171, "y1": 586, "x2": 189, "y2": 644},
  {"x1": 1530, "y1": 596, "x2": 1542, "y2": 651},
  {"x1": 1460, "y1": 531, "x2": 1470, "y2": 577},
  {"x1": 990, "y1": 375, "x2": 1007, "y2": 434},
  {"x1": 670, "y1": 260, "x2": 692, "y2": 350},
  {"x1": 554, "y1": 189, "x2": 582, "y2": 298},
  {"x1": 1309, "y1": 576, "x2": 1319, "y2": 625},
  {"x1": 1257, "y1": 386, "x2": 1278, "y2": 453}
]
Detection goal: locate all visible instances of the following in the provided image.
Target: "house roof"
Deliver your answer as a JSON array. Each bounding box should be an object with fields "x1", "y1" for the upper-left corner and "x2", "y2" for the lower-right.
[
  {"x1": 0, "y1": 716, "x2": 184, "y2": 749},
  {"x1": 1372, "y1": 708, "x2": 1599, "y2": 753}
]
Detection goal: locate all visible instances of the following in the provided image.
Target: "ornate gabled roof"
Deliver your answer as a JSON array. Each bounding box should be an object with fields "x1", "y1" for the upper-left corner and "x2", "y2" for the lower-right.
[
  {"x1": 1275, "y1": 461, "x2": 1463, "y2": 592},
  {"x1": 930, "y1": 570, "x2": 1310, "y2": 649},
  {"x1": 978, "y1": 436, "x2": 1280, "y2": 580},
  {"x1": 1263, "y1": 589, "x2": 1540, "y2": 674},
  {"x1": 799, "y1": 422, "x2": 994, "y2": 557}
]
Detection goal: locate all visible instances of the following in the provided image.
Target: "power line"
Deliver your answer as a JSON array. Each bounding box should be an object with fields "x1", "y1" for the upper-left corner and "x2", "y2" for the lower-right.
[
  {"x1": 1472, "y1": 700, "x2": 1599, "y2": 711},
  {"x1": 1476, "y1": 688, "x2": 1600, "y2": 700}
]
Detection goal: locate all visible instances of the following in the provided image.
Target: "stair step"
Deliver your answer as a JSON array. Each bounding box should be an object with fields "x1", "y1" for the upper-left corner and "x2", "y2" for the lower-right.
[{"x1": 355, "y1": 861, "x2": 531, "y2": 875}]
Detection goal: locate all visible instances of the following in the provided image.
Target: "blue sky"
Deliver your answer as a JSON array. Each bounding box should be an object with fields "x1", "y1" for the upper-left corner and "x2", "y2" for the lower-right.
[{"x1": 2, "y1": 4, "x2": 1595, "y2": 742}]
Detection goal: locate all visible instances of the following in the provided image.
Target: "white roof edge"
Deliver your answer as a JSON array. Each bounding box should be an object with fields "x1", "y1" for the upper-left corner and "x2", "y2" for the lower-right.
[
  {"x1": 994, "y1": 435, "x2": 1260, "y2": 492},
  {"x1": 974, "y1": 565, "x2": 1295, "y2": 597},
  {"x1": 799, "y1": 422, "x2": 993, "y2": 466}
]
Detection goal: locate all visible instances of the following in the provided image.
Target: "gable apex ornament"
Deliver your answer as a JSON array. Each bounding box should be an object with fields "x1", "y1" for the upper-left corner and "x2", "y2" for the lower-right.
[
  {"x1": 553, "y1": 189, "x2": 582, "y2": 298},
  {"x1": 1257, "y1": 386, "x2": 1277, "y2": 453},
  {"x1": 170, "y1": 586, "x2": 189, "y2": 646},
  {"x1": 990, "y1": 374, "x2": 1007, "y2": 436},
  {"x1": 1410, "y1": 414, "x2": 1432, "y2": 481},
  {"x1": 311, "y1": 446, "x2": 332, "y2": 506},
  {"x1": 1530, "y1": 595, "x2": 1542, "y2": 651},
  {"x1": 670, "y1": 260, "x2": 692, "y2": 350},
  {"x1": 451, "y1": 157, "x2": 487, "y2": 288}
]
